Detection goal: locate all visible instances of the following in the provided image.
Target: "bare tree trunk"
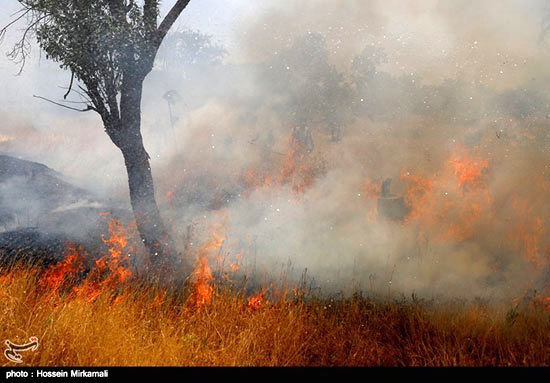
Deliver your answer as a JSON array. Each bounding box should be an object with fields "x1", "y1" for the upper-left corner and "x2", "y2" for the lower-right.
[
  {"x1": 121, "y1": 141, "x2": 174, "y2": 263},
  {"x1": 114, "y1": 73, "x2": 175, "y2": 267}
]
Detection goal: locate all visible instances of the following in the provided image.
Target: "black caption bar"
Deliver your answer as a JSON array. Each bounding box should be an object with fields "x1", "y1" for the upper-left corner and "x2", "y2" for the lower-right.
[{"x1": 0, "y1": 367, "x2": 548, "y2": 380}]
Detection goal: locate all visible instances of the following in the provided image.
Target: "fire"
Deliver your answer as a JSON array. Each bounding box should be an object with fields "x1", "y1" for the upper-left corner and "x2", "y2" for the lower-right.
[
  {"x1": 38, "y1": 217, "x2": 133, "y2": 302},
  {"x1": 279, "y1": 139, "x2": 315, "y2": 194},
  {"x1": 447, "y1": 151, "x2": 489, "y2": 190},
  {"x1": 247, "y1": 291, "x2": 266, "y2": 310},
  {"x1": 362, "y1": 179, "x2": 381, "y2": 223},
  {"x1": 189, "y1": 257, "x2": 214, "y2": 307},
  {"x1": 165, "y1": 189, "x2": 175, "y2": 201},
  {"x1": 362, "y1": 179, "x2": 382, "y2": 201},
  {"x1": 245, "y1": 136, "x2": 324, "y2": 196},
  {"x1": 101, "y1": 218, "x2": 133, "y2": 283},
  {"x1": 229, "y1": 253, "x2": 243, "y2": 272},
  {"x1": 149, "y1": 291, "x2": 167, "y2": 309},
  {"x1": 74, "y1": 219, "x2": 133, "y2": 302},
  {"x1": 39, "y1": 244, "x2": 85, "y2": 295},
  {"x1": 245, "y1": 170, "x2": 275, "y2": 192},
  {"x1": 188, "y1": 219, "x2": 227, "y2": 308},
  {"x1": 396, "y1": 148, "x2": 493, "y2": 243},
  {"x1": 401, "y1": 172, "x2": 434, "y2": 222}
]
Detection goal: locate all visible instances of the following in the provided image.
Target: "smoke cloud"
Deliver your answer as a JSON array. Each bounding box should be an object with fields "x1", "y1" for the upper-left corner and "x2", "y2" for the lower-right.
[{"x1": 1, "y1": 0, "x2": 550, "y2": 299}]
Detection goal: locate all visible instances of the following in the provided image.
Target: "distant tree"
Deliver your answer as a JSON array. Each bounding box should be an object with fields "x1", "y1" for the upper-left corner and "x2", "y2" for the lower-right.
[
  {"x1": 321, "y1": 68, "x2": 355, "y2": 142},
  {"x1": 350, "y1": 45, "x2": 388, "y2": 119},
  {"x1": 350, "y1": 45, "x2": 388, "y2": 84},
  {"x1": 260, "y1": 33, "x2": 330, "y2": 125},
  {"x1": 1, "y1": 0, "x2": 193, "y2": 269},
  {"x1": 497, "y1": 88, "x2": 547, "y2": 120},
  {"x1": 260, "y1": 32, "x2": 355, "y2": 141},
  {"x1": 156, "y1": 29, "x2": 226, "y2": 74}
]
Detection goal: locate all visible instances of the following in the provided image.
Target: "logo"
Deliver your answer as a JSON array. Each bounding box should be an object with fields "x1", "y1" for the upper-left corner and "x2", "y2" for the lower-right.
[{"x1": 4, "y1": 337, "x2": 39, "y2": 363}]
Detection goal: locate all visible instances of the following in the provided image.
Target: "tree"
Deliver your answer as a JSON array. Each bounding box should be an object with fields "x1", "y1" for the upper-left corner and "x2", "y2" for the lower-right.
[
  {"x1": 259, "y1": 32, "x2": 355, "y2": 141},
  {"x1": 350, "y1": 45, "x2": 388, "y2": 85},
  {"x1": 155, "y1": 28, "x2": 226, "y2": 74},
  {"x1": 260, "y1": 32, "x2": 332, "y2": 125},
  {"x1": 1, "y1": 0, "x2": 193, "y2": 268}
]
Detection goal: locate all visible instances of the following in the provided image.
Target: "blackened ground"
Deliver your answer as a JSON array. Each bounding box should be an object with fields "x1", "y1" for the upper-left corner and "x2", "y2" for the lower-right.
[{"x1": 0, "y1": 228, "x2": 71, "y2": 267}]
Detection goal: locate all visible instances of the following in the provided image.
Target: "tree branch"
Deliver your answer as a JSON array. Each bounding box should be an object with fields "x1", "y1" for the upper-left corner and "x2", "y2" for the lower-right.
[
  {"x1": 0, "y1": 8, "x2": 31, "y2": 42},
  {"x1": 144, "y1": 0, "x2": 159, "y2": 30},
  {"x1": 63, "y1": 72, "x2": 75, "y2": 99},
  {"x1": 80, "y1": 82, "x2": 115, "y2": 129},
  {"x1": 33, "y1": 95, "x2": 96, "y2": 112},
  {"x1": 5, "y1": 13, "x2": 49, "y2": 75},
  {"x1": 155, "y1": 0, "x2": 192, "y2": 49}
]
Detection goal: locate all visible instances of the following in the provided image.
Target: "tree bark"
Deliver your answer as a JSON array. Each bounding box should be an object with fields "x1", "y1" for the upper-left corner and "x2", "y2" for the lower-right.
[
  {"x1": 113, "y1": 73, "x2": 175, "y2": 267},
  {"x1": 120, "y1": 140, "x2": 174, "y2": 264}
]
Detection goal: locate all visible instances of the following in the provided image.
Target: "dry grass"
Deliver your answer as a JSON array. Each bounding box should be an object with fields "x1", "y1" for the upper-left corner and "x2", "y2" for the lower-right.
[{"x1": 1, "y1": 266, "x2": 550, "y2": 367}]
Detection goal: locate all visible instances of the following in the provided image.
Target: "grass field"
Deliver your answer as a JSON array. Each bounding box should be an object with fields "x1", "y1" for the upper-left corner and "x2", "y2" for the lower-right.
[{"x1": 1, "y1": 264, "x2": 550, "y2": 367}]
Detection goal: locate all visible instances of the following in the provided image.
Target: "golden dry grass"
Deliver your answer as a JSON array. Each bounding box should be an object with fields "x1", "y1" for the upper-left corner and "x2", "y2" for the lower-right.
[{"x1": 1, "y1": 266, "x2": 550, "y2": 367}]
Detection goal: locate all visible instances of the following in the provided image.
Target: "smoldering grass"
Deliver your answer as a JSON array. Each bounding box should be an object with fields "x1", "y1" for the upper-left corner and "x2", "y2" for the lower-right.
[{"x1": 1, "y1": 264, "x2": 550, "y2": 366}]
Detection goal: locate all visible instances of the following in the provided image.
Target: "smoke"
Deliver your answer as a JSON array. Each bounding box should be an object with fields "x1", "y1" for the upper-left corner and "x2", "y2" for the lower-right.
[{"x1": 2, "y1": 0, "x2": 550, "y2": 298}]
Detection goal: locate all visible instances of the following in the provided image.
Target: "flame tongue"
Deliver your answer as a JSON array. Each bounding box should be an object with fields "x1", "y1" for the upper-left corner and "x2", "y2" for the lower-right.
[
  {"x1": 188, "y1": 219, "x2": 227, "y2": 308},
  {"x1": 393, "y1": 147, "x2": 493, "y2": 243},
  {"x1": 39, "y1": 218, "x2": 133, "y2": 303},
  {"x1": 190, "y1": 256, "x2": 214, "y2": 307},
  {"x1": 247, "y1": 291, "x2": 266, "y2": 309},
  {"x1": 39, "y1": 243, "x2": 86, "y2": 295},
  {"x1": 75, "y1": 218, "x2": 133, "y2": 302},
  {"x1": 245, "y1": 136, "x2": 324, "y2": 196}
]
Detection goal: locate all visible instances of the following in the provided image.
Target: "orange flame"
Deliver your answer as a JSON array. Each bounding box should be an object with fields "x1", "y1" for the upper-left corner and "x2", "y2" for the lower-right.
[
  {"x1": 43, "y1": 218, "x2": 135, "y2": 303},
  {"x1": 165, "y1": 189, "x2": 175, "y2": 201},
  {"x1": 397, "y1": 148, "x2": 492, "y2": 243},
  {"x1": 279, "y1": 138, "x2": 316, "y2": 195},
  {"x1": 39, "y1": 243, "x2": 85, "y2": 295},
  {"x1": 448, "y1": 151, "x2": 489, "y2": 190},
  {"x1": 247, "y1": 291, "x2": 266, "y2": 310},
  {"x1": 188, "y1": 219, "x2": 227, "y2": 308},
  {"x1": 189, "y1": 257, "x2": 214, "y2": 307},
  {"x1": 245, "y1": 136, "x2": 322, "y2": 196},
  {"x1": 362, "y1": 179, "x2": 381, "y2": 223},
  {"x1": 148, "y1": 290, "x2": 167, "y2": 310}
]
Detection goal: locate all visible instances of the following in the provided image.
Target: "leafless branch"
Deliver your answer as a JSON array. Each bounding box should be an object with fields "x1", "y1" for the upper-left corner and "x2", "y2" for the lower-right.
[
  {"x1": 33, "y1": 95, "x2": 96, "y2": 113},
  {"x1": 0, "y1": 9, "x2": 30, "y2": 41},
  {"x1": 58, "y1": 84, "x2": 93, "y2": 104},
  {"x1": 155, "y1": 0, "x2": 192, "y2": 49},
  {"x1": 63, "y1": 72, "x2": 75, "y2": 99},
  {"x1": 5, "y1": 13, "x2": 49, "y2": 75}
]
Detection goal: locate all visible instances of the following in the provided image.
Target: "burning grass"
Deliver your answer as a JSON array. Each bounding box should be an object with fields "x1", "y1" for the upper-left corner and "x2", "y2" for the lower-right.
[
  {"x1": 1, "y1": 264, "x2": 550, "y2": 366},
  {"x1": 2, "y1": 138, "x2": 550, "y2": 366}
]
